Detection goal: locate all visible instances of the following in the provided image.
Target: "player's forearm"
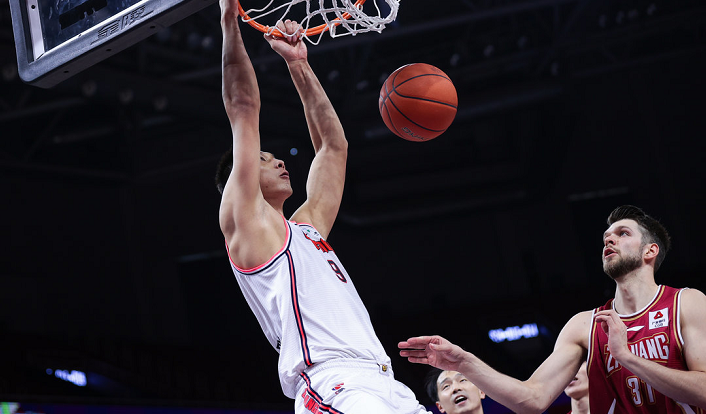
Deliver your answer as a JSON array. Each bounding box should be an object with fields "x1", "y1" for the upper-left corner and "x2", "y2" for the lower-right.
[
  {"x1": 220, "y1": 3, "x2": 260, "y2": 112},
  {"x1": 616, "y1": 351, "x2": 706, "y2": 407},
  {"x1": 456, "y1": 354, "x2": 554, "y2": 414},
  {"x1": 286, "y1": 60, "x2": 346, "y2": 152}
]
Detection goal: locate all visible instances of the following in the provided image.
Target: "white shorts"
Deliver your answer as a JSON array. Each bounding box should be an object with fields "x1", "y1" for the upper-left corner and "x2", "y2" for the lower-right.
[{"x1": 294, "y1": 359, "x2": 431, "y2": 414}]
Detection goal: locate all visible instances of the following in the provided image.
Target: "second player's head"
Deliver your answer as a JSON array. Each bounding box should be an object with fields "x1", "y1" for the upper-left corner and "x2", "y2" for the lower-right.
[
  {"x1": 564, "y1": 361, "x2": 589, "y2": 401},
  {"x1": 426, "y1": 368, "x2": 485, "y2": 414},
  {"x1": 602, "y1": 205, "x2": 671, "y2": 279}
]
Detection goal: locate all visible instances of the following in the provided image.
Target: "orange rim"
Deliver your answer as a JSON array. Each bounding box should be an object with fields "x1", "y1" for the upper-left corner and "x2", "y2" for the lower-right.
[{"x1": 238, "y1": 0, "x2": 367, "y2": 38}]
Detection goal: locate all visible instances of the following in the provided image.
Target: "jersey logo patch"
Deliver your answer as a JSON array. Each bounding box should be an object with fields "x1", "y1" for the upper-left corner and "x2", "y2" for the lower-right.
[
  {"x1": 626, "y1": 326, "x2": 644, "y2": 332},
  {"x1": 302, "y1": 230, "x2": 334, "y2": 253},
  {"x1": 649, "y1": 308, "x2": 668, "y2": 329}
]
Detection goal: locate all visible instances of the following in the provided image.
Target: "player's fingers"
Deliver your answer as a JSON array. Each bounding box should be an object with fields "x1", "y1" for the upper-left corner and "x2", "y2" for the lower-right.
[
  {"x1": 600, "y1": 311, "x2": 624, "y2": 329},
  {"x1": 401, "y1": 336, "x2": 432, "y2": 347},
  {"x1": 594, "y1": 314, "x2": 615, "y2": 328},
  {"x1": 406, "y1": 356, "x2": 429, "y2": 365},
  {"x1": 282, "y1": 19, "x2": 294, "y2": 39},
  {"x1": 399, "y1": 348, "x2": 429, "y2": 357},
  {"x1": 596, "y1": 309, "x2": 621, "y2": 323},
  {"x1": 595, "y1": 315, "x2": 611, "y2": 330}
]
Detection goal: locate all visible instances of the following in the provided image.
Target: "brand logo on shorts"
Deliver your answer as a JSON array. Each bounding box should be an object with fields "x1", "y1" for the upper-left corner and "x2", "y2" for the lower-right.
[{"x1": 332, "y1": 383, "x2": 345, "y2": 395}]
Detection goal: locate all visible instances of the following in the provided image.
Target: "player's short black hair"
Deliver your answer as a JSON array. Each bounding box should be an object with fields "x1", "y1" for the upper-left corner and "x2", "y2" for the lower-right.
[
  {"x1": 607, "y1": 205, "x2": 671, "y2": 271},
  {"x1": 424, "y1": 368, "x2": 444, "y2": 403},
  {"x1": 215, "y1": 146, "x2": 233, "y2": 195}
]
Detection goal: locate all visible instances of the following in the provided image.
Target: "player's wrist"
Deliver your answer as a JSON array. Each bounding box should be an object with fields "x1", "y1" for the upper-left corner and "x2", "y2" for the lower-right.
[
  {"x1": 456, "y1": 351, "x2": 478, "y2": 373},
  {"x1": 286, "y1": 58, "x2": 309, "y2": 68},
  {"x1": 611, "y1": 344, "x2": 635, "y2": 366}
]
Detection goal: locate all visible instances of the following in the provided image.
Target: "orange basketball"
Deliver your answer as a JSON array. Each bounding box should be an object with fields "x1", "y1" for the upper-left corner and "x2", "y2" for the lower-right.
[{"x1": 378, "y1": 63, "x2": 458, "y2": 142}]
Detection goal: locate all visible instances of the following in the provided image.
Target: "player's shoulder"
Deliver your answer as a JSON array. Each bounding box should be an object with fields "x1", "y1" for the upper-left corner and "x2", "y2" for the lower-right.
[
  {"x1": 679, "y1": 288, "x2": 706, "y2": 315},
  {"x1": 567, "y1": 310, "x2": 595, "y2": 328},
  {"x1": 221, "y1": 195, "x2": 287, "y2": 243},
  {"x1": 289, "y1": 203, "x2": 333, "y2": 240},
  {"x1": 554, "y1": 310, "x2": 593, "y2": 350},
  {"x1": 560, "y1": 311, "x2": 594, "y2": 336},
  {"x1": 678, "y1": 286, "x2": 706, "y2": 298}
]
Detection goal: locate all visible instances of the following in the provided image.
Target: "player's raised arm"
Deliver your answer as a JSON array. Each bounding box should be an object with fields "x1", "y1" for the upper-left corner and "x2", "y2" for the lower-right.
[
  {"x1": 218, "y1": 0, "x2": 286, "y2": 269},
  {"x1": 399, "y1": 311, "x2": 590, "y2": 414},
  {"x1": 218, "y1": 0, "x2": 261, "y2": 223},
  {"x1": 265, "y1": 20, "x2": 347, "y2": 239},
  {"x1": 595, "y1": 289, "x2": 706, "y2": 408}
]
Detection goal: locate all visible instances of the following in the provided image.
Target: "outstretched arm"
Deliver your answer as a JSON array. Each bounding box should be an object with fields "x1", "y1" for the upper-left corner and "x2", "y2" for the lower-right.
[
  {"x1": 218, "y1": 0, "x2": 283, "y2": 269},
  {"x1": 399, "y1": 311, "x2": 591, "y2": 414},
  {"x1": 219, "y1": 0, "x2": 261, "y2": 230},
  {"x1": 265, "y1": 21, "x2": 347, "y2": 239},
  {"x1": 595, "y1": 289, "x2": 706, "y2": 408}
]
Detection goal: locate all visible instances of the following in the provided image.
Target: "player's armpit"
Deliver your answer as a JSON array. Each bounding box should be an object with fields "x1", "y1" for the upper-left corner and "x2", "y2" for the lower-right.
[{"x1": 290, "y1": 144, "x2": 347, "y2": 239}]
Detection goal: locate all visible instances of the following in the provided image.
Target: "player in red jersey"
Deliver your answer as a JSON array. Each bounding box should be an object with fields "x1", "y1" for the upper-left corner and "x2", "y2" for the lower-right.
[{"x1": 399, "y1": 205, "x2": 706, "y2": 414}]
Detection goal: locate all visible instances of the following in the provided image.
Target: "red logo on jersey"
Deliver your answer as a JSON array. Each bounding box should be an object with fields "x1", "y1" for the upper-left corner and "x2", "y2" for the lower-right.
[
  {"x1": 654, "y1": 311, "x2": 664, "y2": 319},
  {"x1": 303, "y1": 232, "x2": 334, "y2": 253},
  {"x1": 604, "y1": 332, "x2": 670, "y2": 376}
]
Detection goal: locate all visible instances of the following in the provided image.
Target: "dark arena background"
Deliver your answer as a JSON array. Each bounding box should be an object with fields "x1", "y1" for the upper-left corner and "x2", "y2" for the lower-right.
[{"x1": 1, "y1": 0, "x2": 706, "y2": 413}]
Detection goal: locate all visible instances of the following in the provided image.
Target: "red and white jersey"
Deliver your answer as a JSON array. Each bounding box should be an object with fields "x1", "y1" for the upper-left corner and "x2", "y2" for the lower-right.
[
  {"x1": 587, "y1": 285, "x2": 703, "y2": 414},
  {"x1": 228, "y1": 217, "x2": 391, "y2": 399}
]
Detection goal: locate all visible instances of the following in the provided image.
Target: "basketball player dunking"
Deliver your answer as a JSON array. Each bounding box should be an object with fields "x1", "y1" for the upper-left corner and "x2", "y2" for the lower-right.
[
  {"x1": 214, "y1": 1, "x2": 430, "y2": 413},
  {"x1": 400, "y1": 206, "x2": 706, "y2": 414}
]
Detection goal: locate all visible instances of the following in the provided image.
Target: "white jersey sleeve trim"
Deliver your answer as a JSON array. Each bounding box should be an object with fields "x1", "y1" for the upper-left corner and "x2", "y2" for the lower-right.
[
  {"x1": 586, "y1": 308, "x2": 596, "y2": 375},
  {"x1": 676, "y1": 287, "x2": 688, "y2": 347}
]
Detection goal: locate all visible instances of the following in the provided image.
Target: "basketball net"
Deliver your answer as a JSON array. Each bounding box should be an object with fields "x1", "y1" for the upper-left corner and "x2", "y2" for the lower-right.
[{"x1": 238, "y1": 0, "x2": 400, "y2": 45}]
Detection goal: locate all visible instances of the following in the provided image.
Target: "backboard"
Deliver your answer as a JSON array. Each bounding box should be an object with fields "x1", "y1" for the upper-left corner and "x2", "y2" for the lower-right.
[{"x1": 9, "y1": 0, "x2": 217, "y2": 88}]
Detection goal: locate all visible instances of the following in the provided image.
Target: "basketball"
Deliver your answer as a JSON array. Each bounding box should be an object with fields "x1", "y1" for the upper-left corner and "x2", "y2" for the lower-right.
[{"x1": 378, "y1": 63, "x2": 458, "y2": 142}]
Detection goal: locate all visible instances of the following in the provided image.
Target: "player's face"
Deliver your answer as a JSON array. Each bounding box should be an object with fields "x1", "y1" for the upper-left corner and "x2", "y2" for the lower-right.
[
  {"x1": 259, "y1": 151, "x2": 292, "y2": 198},
  {"x1": 436, "y1": 371, "x2": 485, "y2": 414},
  {"x1": 564, "y1": 361, "x2": 588, "y2": 400},
  {"x1": 602, "y1": 219, "x2": 645, "y2": 279}
]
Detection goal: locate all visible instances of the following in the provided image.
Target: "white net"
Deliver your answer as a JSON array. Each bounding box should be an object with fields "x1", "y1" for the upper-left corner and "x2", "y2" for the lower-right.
[{"x1": 239, "y1": 0, "x2": 400, "y2": 45}]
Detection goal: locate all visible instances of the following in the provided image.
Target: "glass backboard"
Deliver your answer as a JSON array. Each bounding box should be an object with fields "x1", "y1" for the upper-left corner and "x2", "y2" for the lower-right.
[{"x1": 9, "y1": 0, "x2": 216, "y2": 87}]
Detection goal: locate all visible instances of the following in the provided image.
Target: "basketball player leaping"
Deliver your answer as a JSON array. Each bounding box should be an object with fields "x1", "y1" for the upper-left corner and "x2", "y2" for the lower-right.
[
  {"x1": 400, "y1": 205, "x2": 706, "y2": 414},
  {"x1": 215, "y1": 1, "x2": 431, "y2": 413}
]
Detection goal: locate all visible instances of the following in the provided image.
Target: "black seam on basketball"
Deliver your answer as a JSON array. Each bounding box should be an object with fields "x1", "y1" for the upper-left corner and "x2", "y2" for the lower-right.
[
  {"x1": 396, "y1": 73, "x2": 451, "y2": 86},
  {"x1": 382, "y1": 96, "x2": 406, "y2": 137},
  {"x1": 386, "y1": 95, "x2": 445, "y2": 133},
  {"x1": 391, "y1": 93, "x2": 457, "y2": 109},
  {"x1": 390, "y1": 73, "x2": 456, "y2": 108}
]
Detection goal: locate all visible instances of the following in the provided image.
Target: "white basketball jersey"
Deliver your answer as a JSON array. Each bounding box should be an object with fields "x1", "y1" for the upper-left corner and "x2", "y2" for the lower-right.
[{"x1": 228, "y1": 217, "x2": 391, "y2": 398}]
